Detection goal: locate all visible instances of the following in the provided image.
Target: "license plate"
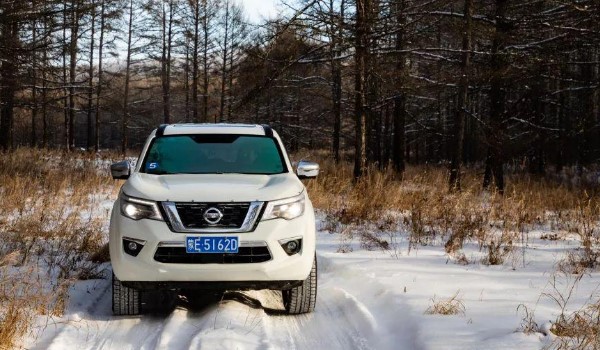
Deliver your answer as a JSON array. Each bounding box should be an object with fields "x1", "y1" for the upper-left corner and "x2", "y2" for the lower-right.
[{"x1": 186, "y1": 236, "x2": 239, "y2": 254}]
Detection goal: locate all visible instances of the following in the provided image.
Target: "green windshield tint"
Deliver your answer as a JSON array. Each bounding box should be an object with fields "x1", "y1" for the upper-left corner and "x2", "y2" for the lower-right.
[{"x1": 143, "y1": 135, "x2": 286, "y2": 174}]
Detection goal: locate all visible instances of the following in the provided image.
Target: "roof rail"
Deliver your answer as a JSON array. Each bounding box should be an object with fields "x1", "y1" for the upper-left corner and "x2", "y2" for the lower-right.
[
  {"x1": 261, "y1": 124, "x2": 273, "y2": 138},
  {"x1": 156, "y1": 124, "x2": 168, "y2": 137}
]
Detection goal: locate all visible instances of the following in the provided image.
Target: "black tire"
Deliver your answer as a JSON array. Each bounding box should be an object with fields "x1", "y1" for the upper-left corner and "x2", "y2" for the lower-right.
[
  {"x1": 283, "y1": 255, "x2": 317, "y2": 314},
  {"x1": 112, "y1": 273, "x2": 141, "y2": 316}
]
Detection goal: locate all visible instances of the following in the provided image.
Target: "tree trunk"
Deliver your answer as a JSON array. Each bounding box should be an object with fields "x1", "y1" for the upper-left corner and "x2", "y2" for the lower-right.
[
  {"x1": 366, "y1": 42, "x2": 380, "y2": 167},
  {"x1": 330, "y1": 0, "x2": 344, "y2": 163},
  {"x1": 449, "y1": 0, "x2": 473, "y2": 191},
  {"x1": 484, "y1": 0, "x2": 509, "y2": 194},
  {"x1": 122, "y1": 0, "x2": 133, "y2": 154},
  {"x1": 62, "y1": 3, "x2": 69, "y2": 149},
  {"x1": 68, "y1": 0, "x2": 81, "y2": 151},
  {"x1": 41, "y1": 0, "x2": 50, "y2": 147},
  {"x1": 161, "y1": 0, "x2": 173, "y2": 124},
  {"x1": 578, "y1": 48, "x2": 594, "y2": 168},
  {"x1": 202, "y1": 0, "x2": 209, "y2": 123},
  {"x1": 383, "y1": 103, "x2": 391, "y2": 164},
  {"x1": 0, "y1": 12, "x2": 18, "y2": 150},
  {"x1": 555, "y1": 65, "x2": 565, "y2": 171},
  {"x1": 31, "y1": 4, "x2": 38, "y2": 148},
  {"x1": 483, "y1": 151, "x2": 492, "y2": 189},
  {"x1": 375, "y1": 109, "x2": 383, "y2": 170},
  {"x1": 332, "y1": 64, "x2": 342, "y2": 162},
  {"x1": 392, "y1": 0, "x2": 406, "y2": 176},
  {"x1": 95, "y1": 0, "x2": 105, "y2": 152},
  {"x1": 353, "y1": 0, "x2": 370, "y2": 179},
  {"x1": 365, "y1": 0, "x2": 380, "y2": 167},
  {"x1": 529, "y1": 68, "x2": 545, "y2": 175},
  {"x1": 192, "y1": 0, "x2": 200, "y2": 122},
  {"x1": 219, "y1": 0, "x2": 230, "y2": 122},
  {"x1": 42, "y1": 35, "x2": 48, "y2": 148},
  {"x1": 86, "y1": 0, "x2": 96, "y2": 151},
  {"x1": 226, "y1": 23, "x2": 234, "y2": 122},
  {"x1": 185, "y1": 37, "x2": 190, "y2": 122}
]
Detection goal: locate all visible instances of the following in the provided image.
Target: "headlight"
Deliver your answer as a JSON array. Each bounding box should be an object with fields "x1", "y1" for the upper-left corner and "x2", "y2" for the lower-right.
[
  {"x1": 263, "y1": 193, "x2": 305, "y2": 220},
  {"x1": 120, "y1": 194, "x2": 163, "y2": 221}
]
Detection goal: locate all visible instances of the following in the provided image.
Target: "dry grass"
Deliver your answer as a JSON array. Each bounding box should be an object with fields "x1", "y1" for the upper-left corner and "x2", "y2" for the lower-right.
[
  {"x1": 302, "y1": 155, "x2": 600, "y2": 340},
  {"x1": 425, "y1": 291, "x2": 466, "y2": 316},
  {"x1": 541, "y1": 273, "x2": 600, "y2": 349},
  {"x1": 0, "y1": 149, "x2": 598, "y2": 347},
  {"x1": 549, "y1": 303, "x2": 600, "y2": 349},
  {"x1": 517, "y1": 304, "x2": 541, "y2": 335},
  {"x1": 550, "y1": 300, "x2": 600, "y2": 350},
  {"x1": 0, "y1": 148, "x2": 121, "y2": 348},
  {"x1": 301, "y1": 154, "x2": 600, "y2": 267}
]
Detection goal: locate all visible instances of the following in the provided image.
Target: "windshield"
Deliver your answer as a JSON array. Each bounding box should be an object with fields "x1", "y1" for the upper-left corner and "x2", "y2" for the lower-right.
[{"x1": 142, "y1": 134, "x2": 287, "y2": 175}]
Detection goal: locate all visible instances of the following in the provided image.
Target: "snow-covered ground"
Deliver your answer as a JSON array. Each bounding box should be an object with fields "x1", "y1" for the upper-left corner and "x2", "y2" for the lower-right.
[{"x1": 23, "y1": 214, "x2": 598, "y2": 350}]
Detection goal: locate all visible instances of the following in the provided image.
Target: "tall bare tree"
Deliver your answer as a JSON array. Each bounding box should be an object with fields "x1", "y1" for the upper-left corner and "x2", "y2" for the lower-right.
[
  {"x1": 161, "y1": 0, "x2": 174, "y2": 123},
  {"x1": 0, "y1": 1, "x2": 21, "y2": 150},
  {"x1": 392, "y1": 0, "x2": 407, "y2": 176},
  {"x1": 67, "y1": 0, "x2": 82, "y2": 151},
  {"x1": 122, "y1": 0, "x2": 133, "y2": 153},
  {"x1": 448, "y1": 0, "x2": 473, "y2": 191},
  {"x1": 94, "y1": 0, "x2": 106, "y2": 151},
  {"x1": 354, "y1": 0, "x2": 372, "y2": 178},
  {"x1": 86, "y1": 0, "x2": 96, "y2": 150},
  {"x1": 483, "y1": 0, "x2": 509, "y2": 194}
]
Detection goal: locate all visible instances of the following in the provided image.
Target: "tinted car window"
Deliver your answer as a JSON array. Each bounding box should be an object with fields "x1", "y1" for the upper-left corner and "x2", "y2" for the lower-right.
[{"x1": 143, "y1": 135, "x2": 286, "y2": 175}]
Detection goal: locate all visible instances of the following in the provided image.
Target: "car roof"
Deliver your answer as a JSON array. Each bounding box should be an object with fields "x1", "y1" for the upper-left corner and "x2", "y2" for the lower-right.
[{"x1": 157, "y1": 123, "x2": 269, "y2": 136}]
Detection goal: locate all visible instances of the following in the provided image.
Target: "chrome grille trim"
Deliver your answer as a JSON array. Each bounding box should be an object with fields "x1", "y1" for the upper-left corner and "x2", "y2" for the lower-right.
[{"x1": 161, "y1": 201, "x2": 264, "y2": 233}]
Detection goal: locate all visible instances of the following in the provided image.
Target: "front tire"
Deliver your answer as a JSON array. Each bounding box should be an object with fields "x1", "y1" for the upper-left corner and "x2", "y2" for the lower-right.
[
  {"x1": 283, "y1": 255, "x2": 317, "y2": 314},
  {"x1": 112, "y1": 273, "x2": 141, "y2": 316}
]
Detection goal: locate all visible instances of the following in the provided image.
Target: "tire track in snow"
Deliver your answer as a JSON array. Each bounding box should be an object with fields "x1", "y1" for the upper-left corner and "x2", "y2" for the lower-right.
[
  {"x1": 185, "y1": 292, "x2": 275, "y2": 349},
  {"x1": 28, "y1": 253, "x2": 423, "y2": 350},
  {"x1": 318, "y1": 254, "x2": 424, "y2": 350},
  {"x1": 32, "y1": 276, "x2": 165, "y2": 350},
  {"x1": 256, "y1": 253, "x2": 423, "y2": 350}
]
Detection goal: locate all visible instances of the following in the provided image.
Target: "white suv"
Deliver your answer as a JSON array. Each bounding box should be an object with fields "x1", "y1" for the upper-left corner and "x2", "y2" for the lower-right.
[{"x1": 109, "y1": 124, "x2": 319, "y2": 315}]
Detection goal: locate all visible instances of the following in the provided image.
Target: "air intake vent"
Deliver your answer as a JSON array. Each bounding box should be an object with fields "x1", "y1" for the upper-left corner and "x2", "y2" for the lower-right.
[{"x1": 153, "y1": 246, "x2": 271, "y2": 264}]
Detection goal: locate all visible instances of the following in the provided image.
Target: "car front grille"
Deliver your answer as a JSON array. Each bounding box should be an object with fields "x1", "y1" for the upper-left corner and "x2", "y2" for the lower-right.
[
  {"x1": 153, "y1": 246, "x2": 272, "y2": 264},
  {"x1": 175, "y1": 202, "x2": 250, "y2": 229}
]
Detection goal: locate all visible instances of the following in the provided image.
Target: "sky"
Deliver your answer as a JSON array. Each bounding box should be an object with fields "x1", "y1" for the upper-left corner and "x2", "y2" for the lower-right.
[{"x1": 238, "y1": 0, "x2": 279, "y2": 24}]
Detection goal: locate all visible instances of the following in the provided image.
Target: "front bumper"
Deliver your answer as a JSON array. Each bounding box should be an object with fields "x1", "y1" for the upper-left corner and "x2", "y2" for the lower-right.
[
  {"x1": 122, "y1": 280, "x2": 304, "y2": 291},
  {"x1": 109, "y1": 200, "x2": 316, "y2": 285}
]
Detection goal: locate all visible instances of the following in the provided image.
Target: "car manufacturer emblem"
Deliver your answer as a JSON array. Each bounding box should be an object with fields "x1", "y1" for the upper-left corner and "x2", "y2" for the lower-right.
[{"x1": 203, "y1": 207, "x2": 223, "y2": 225}]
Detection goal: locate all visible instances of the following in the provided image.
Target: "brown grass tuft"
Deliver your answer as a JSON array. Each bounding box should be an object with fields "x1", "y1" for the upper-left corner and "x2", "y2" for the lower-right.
[
  {"x1": 301, "y1": 155, "x2": 600, "y2": 270},
  {"x1": 549, "y1": 302, "x2": 600, "y2": 349},
  {"x1": 517, "y1": 304, "x2": 540, "y2": 335},
  {"x1": 90, "y1": 243, "x2": 111, "y2": 264},
  {"x1": 425, "y1": 291, "x2": 466, "y2": 316},
  {"x1": 0, "y1": 148, "x2": 120, "y2": 348}
]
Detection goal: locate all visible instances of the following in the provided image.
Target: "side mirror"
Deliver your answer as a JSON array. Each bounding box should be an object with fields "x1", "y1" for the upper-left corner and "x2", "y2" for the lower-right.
[
  {"x1": 296, "y1": 160, "x2": 319, "y2": 179},
  {"x1": 111, "y1": 161, "x2": 130, "y2": 180}
]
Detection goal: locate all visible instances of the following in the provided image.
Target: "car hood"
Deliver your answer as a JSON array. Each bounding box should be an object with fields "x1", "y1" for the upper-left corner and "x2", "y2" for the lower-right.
[{"x1": 122, "y1": 172, "x2": 305, "y2": 202}]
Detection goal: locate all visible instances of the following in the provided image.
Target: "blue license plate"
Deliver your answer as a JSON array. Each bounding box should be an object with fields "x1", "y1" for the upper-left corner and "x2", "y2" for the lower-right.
[{"x1": 186, "y1": 236, "x2": 239, "y2": 254}]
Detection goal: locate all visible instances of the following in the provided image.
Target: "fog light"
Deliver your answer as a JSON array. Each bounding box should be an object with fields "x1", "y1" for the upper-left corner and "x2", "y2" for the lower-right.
[
  {"x1": 286, "y1": 241, "x2": 298, "y2": 251},
  {"x1": 123, "y1": 238, "x2": 145, "y2": 257},
  {"x1": 279, "y1": 238, "x2": 302, "y2": 256}
]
